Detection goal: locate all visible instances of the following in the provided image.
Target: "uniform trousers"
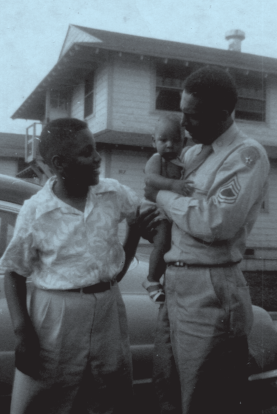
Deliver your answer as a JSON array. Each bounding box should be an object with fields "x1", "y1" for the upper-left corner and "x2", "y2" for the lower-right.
[
  {"x1": 153, "y1": 264, "x2": 253, "y2": 414},
  {"x1": 10, "y1": 282, "x2": 133, "y2": 414}
]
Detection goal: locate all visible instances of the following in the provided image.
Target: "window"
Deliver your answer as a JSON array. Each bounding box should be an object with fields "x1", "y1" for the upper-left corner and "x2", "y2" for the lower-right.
[
  {"x1": 232, "y1": 71, "x2": 266, "y2": 122},
  {"x1": 84, "y1": 72, "x2": 94, "y2": 118},
  {"x1": 50, "y1": 89, "x2": 69, "y2": 111},
  {"x1": 155, "y1": 65, "x2": 192, "y2": 112},
  {"x1": 155, "y1": 65, "x2": 266, "y2": 123},
  {"x1": 156, "y1": 75, "x2": 183, "y2": 112}
]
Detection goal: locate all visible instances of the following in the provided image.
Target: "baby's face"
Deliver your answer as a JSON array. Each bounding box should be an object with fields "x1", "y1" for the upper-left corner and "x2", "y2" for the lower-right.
[{"x1": 154, "y1": 122, "x2": 184, "y2": 161}]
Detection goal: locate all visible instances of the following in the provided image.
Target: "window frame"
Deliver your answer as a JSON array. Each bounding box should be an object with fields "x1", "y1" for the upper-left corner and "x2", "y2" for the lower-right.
[{"x1": 155, "y1": 65, "x2": 267, "y2": 123}]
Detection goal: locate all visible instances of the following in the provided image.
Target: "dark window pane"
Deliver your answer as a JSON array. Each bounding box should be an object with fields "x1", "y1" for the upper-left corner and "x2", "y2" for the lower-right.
[
  {"x1": 85, "y1": 74, "x2": 94, "y2": 95},
  {"x1": 235, "y1": 110, "x2": 265, "y2": 122},
  {"x1": 156, "y1": 89, "x2": 182, "y2": 112},
  {"x1": 236, "y1": 98, "x2": 265, "y2": 113},
  {"x1": 233, "y1": 70, "x2": 266, "y2": 122},
  {"x1": 84, "y1": 94, "x2": 93, "y2": 118},
  {"x1": 84, "y1": 72, "x2": 94, "y2": 118}
]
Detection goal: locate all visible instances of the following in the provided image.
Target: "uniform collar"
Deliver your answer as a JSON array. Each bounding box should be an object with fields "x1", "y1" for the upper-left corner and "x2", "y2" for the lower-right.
[
  {"x1": 35, "y1": 177, "x2": 116, "y2": 219},
  {"x1": 211, "y1": 122, "x2": 239, "y2": 154}
]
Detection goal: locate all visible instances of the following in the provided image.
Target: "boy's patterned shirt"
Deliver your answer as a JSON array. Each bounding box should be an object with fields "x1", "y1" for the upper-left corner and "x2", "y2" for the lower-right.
[{"x1": 0, "y1": 177, "x2": 139, "y2": 290}]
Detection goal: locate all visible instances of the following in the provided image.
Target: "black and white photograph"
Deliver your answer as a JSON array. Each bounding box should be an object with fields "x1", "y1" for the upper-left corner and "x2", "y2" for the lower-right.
[{"x1": 0, "y1": 1, "x2": 276, "y2": 413}]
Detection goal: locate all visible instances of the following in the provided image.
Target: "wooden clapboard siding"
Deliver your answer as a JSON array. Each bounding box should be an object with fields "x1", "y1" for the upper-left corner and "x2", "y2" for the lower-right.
[
  {"x1": 110, "y1": 57, "x2": 160, "y2": 135},
  {"x1": 0, "y1": 159, "x2": 18, "y2": 177},
  {"x1": 247, "y1": 161, "x2": 277, "y2": 249},
  {"x1": 87, "y1": 64, "x2": 109, "y2": 132},
  {"x1": 70, "y1": 63, "x2": 108, "y2": 132},
  {"x1": 71, "y1": 84, "x2": 84, "y2": 119}
]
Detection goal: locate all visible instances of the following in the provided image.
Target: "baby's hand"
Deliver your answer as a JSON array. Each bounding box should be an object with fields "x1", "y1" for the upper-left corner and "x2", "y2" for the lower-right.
[{"x1": 171, "y1": 180, "x2": 194, "y2": 196}]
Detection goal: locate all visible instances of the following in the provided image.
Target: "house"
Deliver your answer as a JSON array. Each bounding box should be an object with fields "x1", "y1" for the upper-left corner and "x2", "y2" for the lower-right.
[
  {"x1": 11, "y1": 25, "x2": 277, "y2": 271},
  {"x1": 0, "y1": 132, "x2": 28, "y2": 177}
]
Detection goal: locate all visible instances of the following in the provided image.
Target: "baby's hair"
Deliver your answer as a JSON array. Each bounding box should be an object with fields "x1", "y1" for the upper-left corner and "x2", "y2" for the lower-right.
[
  {"x1": 155, "y1": 114, "x2": 182, "y2": 138},
  {"x1": 39, "y1": 118, "x2": 88, "y2": 166}
]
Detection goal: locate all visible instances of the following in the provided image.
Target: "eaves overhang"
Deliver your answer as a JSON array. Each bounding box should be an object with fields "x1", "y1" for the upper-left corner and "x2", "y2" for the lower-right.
[
  {"x1": 12, "y1": 43, "x2": 108, "y2": 121},
  {"x1": 76, "y1": 25, "x2": 277, "y2": 75},
  {"x1": 12, "y1": 25, "x2": 277, "y2": 121}
]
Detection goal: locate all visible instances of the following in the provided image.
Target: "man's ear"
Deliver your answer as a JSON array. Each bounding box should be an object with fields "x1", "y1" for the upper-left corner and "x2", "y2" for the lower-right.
[{"x1": 51, "y1": 155, "x2": 63, "y2": 173}]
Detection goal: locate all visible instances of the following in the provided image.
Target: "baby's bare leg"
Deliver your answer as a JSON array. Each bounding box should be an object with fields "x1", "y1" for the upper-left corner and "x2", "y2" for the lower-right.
[{"x1": 148, "y1": 220, "x2": 171, "y2": 283}]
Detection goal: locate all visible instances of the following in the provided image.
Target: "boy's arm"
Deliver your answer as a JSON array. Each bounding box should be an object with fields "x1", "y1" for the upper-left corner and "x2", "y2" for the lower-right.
[
  {"x1": 4, "y1": 271, "x2": 40, "y2": 378},
  {"x1": 116, "y1": 205, "x2": 163, "y2": 281},
  {"x1": 116, "y1": 222, "x2": 141, "y2": 282},
  {"x1": 145, "y1": 154, "x2": 193, "y2": 196}
]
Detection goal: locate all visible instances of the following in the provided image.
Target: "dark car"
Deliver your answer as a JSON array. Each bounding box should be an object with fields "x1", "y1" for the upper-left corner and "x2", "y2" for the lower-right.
[{"x1": 0, "y1": 174, "x2": 277, "y2": 413}]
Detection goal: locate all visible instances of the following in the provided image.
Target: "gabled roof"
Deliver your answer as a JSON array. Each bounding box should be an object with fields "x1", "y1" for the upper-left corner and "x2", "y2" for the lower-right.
[
  {"x1": 12, "y1": 24, "x2": 277, "y2": 121},
  {"x1": 0, "y1": 133, "x2": 25, "y2": 158},
  {"x1": 71, "y1": 25, "x2": 277, "y2": 73}
]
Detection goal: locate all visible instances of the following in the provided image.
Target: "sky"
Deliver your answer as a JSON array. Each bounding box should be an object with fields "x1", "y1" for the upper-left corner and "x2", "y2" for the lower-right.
[{"x1": 0, "y1": 0, "x2": 276, "y2": 134}]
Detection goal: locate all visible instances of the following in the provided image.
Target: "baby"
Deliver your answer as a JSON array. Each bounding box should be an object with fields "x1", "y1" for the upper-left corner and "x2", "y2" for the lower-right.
[{"x1": 141, "y1": 114, "x2": 192, "y2": 303}]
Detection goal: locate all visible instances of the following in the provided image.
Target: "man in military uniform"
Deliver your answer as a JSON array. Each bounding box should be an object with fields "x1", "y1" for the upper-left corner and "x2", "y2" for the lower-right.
[{"x1": 144, "y1": 66, "x2": 270, "y2": 414}]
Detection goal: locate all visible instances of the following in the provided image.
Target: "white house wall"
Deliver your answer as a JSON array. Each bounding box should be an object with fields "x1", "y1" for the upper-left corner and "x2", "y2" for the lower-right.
[
  {"x1": 70, "y1": 63, "x2": 108, "y2": 133},
  {"x1": 71, "y1": 83, "x2": 84, "y2": 120},
  {"x1": 248, "y1": 163, "x2": 277, "y2": 249},
  {"x1": 110, "y1": 56, "x2": 160, "y2": 136},
  {"x1": 110, "y1": 148, "x2": 148, "y2": 242}
]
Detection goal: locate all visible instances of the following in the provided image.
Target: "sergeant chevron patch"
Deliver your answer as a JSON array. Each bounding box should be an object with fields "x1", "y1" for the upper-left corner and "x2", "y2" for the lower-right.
[{"x1": 218, "y1": 176, "x2": 241, "y2": 204}]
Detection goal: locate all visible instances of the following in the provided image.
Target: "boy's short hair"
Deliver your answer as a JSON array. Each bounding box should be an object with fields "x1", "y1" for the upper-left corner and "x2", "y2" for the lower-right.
[
  {"x1": 39, "y1": 118, "x2": 88, "y2": 166},
  {"x1": 183, "y1": 66, "x2": 238, "y2": 114},
  {"x1": 155, "y1": 114, "x2": 182, "y2": 138}
]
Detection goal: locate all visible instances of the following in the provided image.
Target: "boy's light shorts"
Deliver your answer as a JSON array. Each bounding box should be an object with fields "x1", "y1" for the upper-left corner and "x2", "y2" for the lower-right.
[{"x1": 10, "y1": 282, "x2": 133, "y2": 414}]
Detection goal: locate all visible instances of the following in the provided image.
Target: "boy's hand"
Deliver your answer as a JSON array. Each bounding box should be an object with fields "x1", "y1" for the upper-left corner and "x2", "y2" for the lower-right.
[
  {"x1": 137, "y1": 206, "x2": 161, "y2": 243},
  {"x1": 15, "y1": 322, "x2": 40, "y2": 379},
  {"x1": 171, "y1": 180, "x2": 194, "y2": 196}
]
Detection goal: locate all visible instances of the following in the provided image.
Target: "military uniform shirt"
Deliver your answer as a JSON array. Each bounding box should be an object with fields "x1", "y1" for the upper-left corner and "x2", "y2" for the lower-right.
[{"x1": 156, "y1": 123, "x2": 270, "y2": 265}]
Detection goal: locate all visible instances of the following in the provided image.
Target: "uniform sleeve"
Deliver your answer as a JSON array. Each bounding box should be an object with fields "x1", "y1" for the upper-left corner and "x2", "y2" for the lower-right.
[
  {"x1": 157, "y1": 145, "x2": 270, "y2": 242},
  {"x1": 0, "y1": 201, "x2": 39, "y2": 276},
  {"x1": 117, "y1": 183, "x2": 140, "y2": 225}
]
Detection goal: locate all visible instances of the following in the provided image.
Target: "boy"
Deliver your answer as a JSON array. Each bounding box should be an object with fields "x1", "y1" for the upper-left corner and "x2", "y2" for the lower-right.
[
  {"x1": 1, "y1": 118, "x2": 142, "y2": 414},
  {"x1": 141, "y1": 114, "x2": 192, "y2": 303}
]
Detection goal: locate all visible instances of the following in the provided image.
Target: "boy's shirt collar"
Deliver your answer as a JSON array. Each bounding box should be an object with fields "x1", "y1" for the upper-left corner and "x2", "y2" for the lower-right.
[{"x1": 35, "y1": 177, "x2": 116, "y2": 219}]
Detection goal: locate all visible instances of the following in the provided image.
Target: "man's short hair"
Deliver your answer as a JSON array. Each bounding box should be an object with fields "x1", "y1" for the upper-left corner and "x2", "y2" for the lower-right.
[
  {"x1": 183, "y1": 66, "x2": 238, "y2": 114},
  {"x1": 39, "y1": 118, "x2": 88, "y2": 166}
]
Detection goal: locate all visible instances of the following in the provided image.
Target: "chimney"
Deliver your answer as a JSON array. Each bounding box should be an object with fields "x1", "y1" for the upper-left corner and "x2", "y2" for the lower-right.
[{"x1": 225, "y1": 29, "x2": 245, "y2": 52}]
